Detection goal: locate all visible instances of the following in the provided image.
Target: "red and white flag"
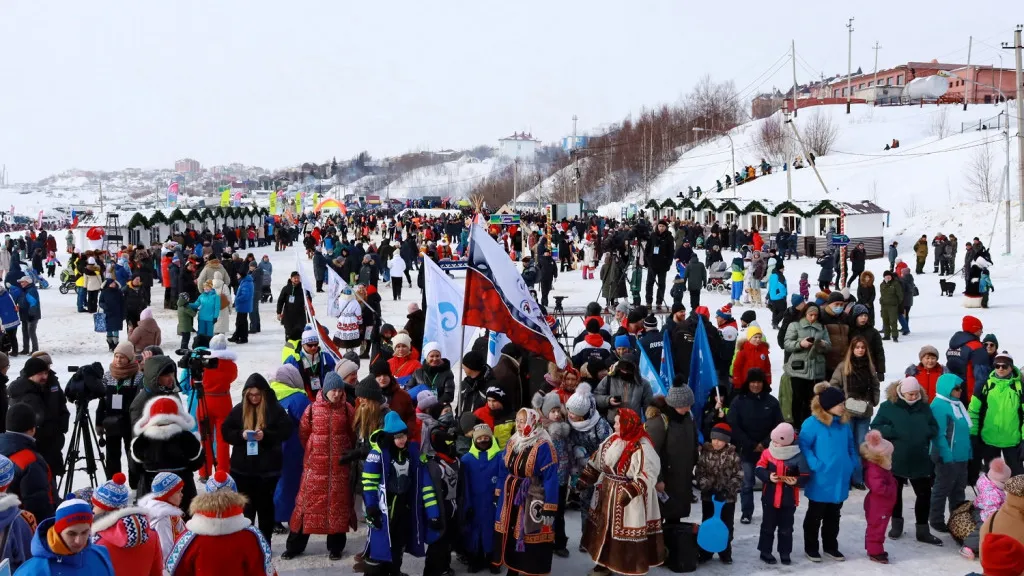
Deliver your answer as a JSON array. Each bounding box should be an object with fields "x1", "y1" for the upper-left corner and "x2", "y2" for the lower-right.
[{"x1": 463, "y1": 224, "x2": 568, "y2": 367}]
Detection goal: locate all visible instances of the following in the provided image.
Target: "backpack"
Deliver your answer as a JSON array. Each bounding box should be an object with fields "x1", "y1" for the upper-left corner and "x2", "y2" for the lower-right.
[{"x1": 521, "y1": 264, "x2": 538, "y2": 286}]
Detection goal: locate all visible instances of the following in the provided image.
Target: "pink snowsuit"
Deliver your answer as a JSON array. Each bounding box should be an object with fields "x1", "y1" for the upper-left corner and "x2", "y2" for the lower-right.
[
  {"x1": 863, "y1": 459, "x2": 897, "y2": 556},
  {"x1": 974, "y1": 473, "x2": 1006, "y2": 522}
]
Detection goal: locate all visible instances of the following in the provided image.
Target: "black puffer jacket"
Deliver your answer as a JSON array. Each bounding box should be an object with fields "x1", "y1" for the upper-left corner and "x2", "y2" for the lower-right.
[
  {"x1": 727, "y1": 380, "x2": 783, "y2": 463},
  {"x1": 7, "y1": 372, "x2": 69, "y2": 476},
  {"x1": 408, "y1": 360, "x2": 456, "y2": 405},
  {"x1": 0, "y1": 431, "x2": 56, "y2": 522},
  {"x1": 222, "y1": 374, "x2": 293, "y2": 478}
]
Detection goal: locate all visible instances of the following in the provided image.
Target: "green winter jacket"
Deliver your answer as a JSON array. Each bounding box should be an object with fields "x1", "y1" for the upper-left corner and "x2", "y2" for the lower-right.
[
  {"x1": 969, "y1": 367, "x2": 1024, "y2": 449},
  {"x1": 783, "y1": 316, "x2": 831, "y2": 381},
  {"x1": 929, "y1": 374, "x2": 973, "y2": 463},
  {"x1": 878, "y1": 278, "x2": 904, "y2": 308},
  {"x1": 600, "y1": 254, "x2": 621, "y2": 300},
  {"x1": 871, "y1": 381, "x2": 939, "y2": 479},
  {"x1": 176, "y1": 293, "x2": 197, "y2": 334}
]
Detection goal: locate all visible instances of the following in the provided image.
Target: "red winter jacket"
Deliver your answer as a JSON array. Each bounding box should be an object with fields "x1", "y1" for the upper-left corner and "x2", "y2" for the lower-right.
[
  {"x1": 732, "y1": 341, "x2": 772, "y2": 389},
  {"x1": 161, "y1": 256, "x2": 173, "y2": 288},
  {"x1": 909, "y1": 363, "x2": 944, "y2": 401}
]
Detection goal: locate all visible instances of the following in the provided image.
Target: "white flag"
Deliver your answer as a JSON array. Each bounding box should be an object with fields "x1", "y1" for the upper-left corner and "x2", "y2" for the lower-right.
[
  {"x1": 326, "y1": 266, "x2": 348, "y2": 318},
  {"x1": 423, "y1": 258, "x2": 474, "y2": 362}
]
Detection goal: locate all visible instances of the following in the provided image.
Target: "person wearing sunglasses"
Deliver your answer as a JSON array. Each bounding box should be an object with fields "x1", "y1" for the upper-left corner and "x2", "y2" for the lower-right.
[
  {"x1": 284, "y1": 329, "x2": 336, "y2": 402},
  {"x1": 968, "y1": 351, "x2": 1024, "y2": 477}
]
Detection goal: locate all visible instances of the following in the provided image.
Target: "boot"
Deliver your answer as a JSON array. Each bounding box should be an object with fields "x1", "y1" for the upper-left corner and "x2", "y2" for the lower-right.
[
  {"x1": 916, "y1": 524, "x2": 943, "y2": 546},
  {"x1": 888, "y1": 517, "x2": 903, "y2": 539}
]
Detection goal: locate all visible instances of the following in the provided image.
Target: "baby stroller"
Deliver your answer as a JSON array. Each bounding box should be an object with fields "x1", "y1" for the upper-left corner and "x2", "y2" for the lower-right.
[
  {"x1": 260, "y1": 284, "x2": 273, "y2": 303},
  {"x1": 705, "y1": 261, "x2": 730, "y2": 293},
  {"x1": 58, "y1": 268, "x2": 76, "y2": 294}
]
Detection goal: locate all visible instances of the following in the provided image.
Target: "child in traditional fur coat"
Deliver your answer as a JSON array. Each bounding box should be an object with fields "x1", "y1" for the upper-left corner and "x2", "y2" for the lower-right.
[
  {"x1": 754, "y1": 423, "x2": 808, "y2": 565},
  {"x1": 696, "y1": 422, "x2": 744, "y2": 564},
  {"x1": 861, "y1": 430, "x2": 897, "y2": 564},
  {"x1": 539, "y1": 391, "x2": 572, "y2": 557}
]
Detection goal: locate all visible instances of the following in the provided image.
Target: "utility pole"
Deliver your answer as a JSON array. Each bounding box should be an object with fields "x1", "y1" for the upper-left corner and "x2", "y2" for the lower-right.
[
  {"x1": 872, "y1": 41, "x2": 882, "y2": 104},
  {"x1": 512, "y1": 158, "x2": 518, "y2": 213},
  {"x1": 846, "y1": 17, "x2": 855, "y2": 114},
  {"x1": 1005, "y1": 26, "x2": 1024, "y2": 221},
  {"x1": 964, "y1": 36, "x2": 973, "y2": 111},
  {"x1": 784, "y1": 109, "x2": 793, "y2": 201},
  {"x1": 791, "y1": 40, "x2": 799, "y2": 118}
]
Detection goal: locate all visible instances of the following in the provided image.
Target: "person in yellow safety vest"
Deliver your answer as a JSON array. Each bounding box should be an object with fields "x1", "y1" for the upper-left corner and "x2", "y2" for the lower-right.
[
  {"x1": 75, "y1": 256, "x2": 87, "y2": 313},
  {"x1": 281, "y1": 339, "x2": 301, "y2": 364}
]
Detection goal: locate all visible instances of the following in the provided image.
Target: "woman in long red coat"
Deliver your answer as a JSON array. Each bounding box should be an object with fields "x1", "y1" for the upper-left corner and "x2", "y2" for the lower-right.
[{"x1": 282, "y1": 373, "x2": 356, "y2": 561}]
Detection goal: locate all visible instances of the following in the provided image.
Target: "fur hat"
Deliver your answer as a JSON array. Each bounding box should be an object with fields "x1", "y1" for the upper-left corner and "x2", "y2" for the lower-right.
[
  {"x1": 565, "y1": 383, "x2": 594, "y2": 417},
  {"x1": 93, "y1": 473, "x2": 130, "y2": 511},
  {"x1": 133, "y1": 395, "x2": 195, "y2": 437},
  {"x1": 0, "y1": 455, "x2": 14, "y2": 491},
  {"x1": 540, "y1": 392, "x2": 563, "y2": 416},
  {"x1": 113, "y1": 341, "x2": 135, "y2": 360},
  {"x1": 980, "y1": 534, "x2": 1024, "y2": 576},
  {"x1": 392, "y1": 333, "x2": 412, "y2": 348},
  {"x1": 53, "y1": 499, "x2": 94, "y2": 533},
  {"x1": 383, "y1": 411, "x2": 408, "y2": 435},
  {"x1": 710, "y1": 422, "x2": 732, "y2": 442},
  {"x1": 150, "y1": 472, "x2": 184, "y2": 502},
  {"x1": 301, "y1": 329, "x2": 319, "y2": 345},
  {"x1": 209, "y1": 334, "x2": 228, "y2": 351},
  {"x1": 205, "y1": 471, "x2": 237, "y2": 493},
  {"x1": 665, "y1": 385, "x2": 694, "y2": 409},
  {"x1": 987, "y1": 458, "x2": 1012, "y2": 489},
  {"x1": 770, "y1": 423, "x2": 795, "y2": 446},
  {"x1": 273, "y1": 364, "x2": 304, "y2": 390},
  {"x1": 863, "y1": 430, "x2": 894, "y2": 458},
  {"x1": 918, "y1": 345, "x2": 940, "y2": 361}
]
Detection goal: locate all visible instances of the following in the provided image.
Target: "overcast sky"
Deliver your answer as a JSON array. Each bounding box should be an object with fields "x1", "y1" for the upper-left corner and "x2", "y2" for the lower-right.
[{"x1": 0, "y1": 1, "x2": 1016, "y2": 182}]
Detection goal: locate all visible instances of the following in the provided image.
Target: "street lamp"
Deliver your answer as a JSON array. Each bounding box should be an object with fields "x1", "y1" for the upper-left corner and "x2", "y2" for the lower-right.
[
  {"x1": 693, "y1": 127, "x2": 736, "y2": 197},
  {"x1": 938, "y1": 70, "x2": 1012, "y2": 254}
]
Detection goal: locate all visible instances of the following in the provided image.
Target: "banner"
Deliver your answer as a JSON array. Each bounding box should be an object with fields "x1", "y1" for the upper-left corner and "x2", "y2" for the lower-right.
[
  {"x1": 36, "y1": 210, "x2": 43, "y2": 229},
  {"x1": 638, "y1": 345, "x2": 668, "y2": 398},
  {"x1": 295, "y1": 192, "x2": 303, "y2": 214},
  {"x1": 312, "y1": 192, "x2": 319, "y2": 209},
  {"x1": 219, "y1": 186, "x2": 230, "y2": 207},
  {"x1": 423, "y1": 258, "x2": 475, "y2": 362},
  {"x1": 688, "y1": 319, "x2": 719, "y2": 443},
  {"x1": 659, "y1": 328, "x2": 675, "y2": 389},
  {"x1": 326, "y1": 265, "x2": 348, "y2": 318},
  {"x1": 167, "y1": 182, "x2": 179, "y2": 207},
  {"x1": 463, "y1": 224, "x2": 568, "y2": 367},
  {"x1": 269, "y1": 190, "x2": 277, "y2": 215},
  {"x1": 294, "y1": 249, "x2": 343, "y2": 362}
]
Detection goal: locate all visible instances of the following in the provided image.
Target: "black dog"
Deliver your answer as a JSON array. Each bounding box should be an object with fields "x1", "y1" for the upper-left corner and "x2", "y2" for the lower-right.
[{"x1": 940, "y1": 279, "x2": 957, "y2": 297}]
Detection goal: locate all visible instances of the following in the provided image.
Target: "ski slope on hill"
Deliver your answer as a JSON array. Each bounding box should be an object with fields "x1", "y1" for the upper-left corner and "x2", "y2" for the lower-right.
[{"x1": 601, "y1": 103, "x2": 1017, "y2": 231}]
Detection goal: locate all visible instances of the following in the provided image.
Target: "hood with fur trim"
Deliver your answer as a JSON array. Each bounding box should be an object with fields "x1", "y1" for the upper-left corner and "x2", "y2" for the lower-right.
[
  {"x1": 810, "y1": 382, "x2": 849, "y2": 426},
  {"x1": 859, "y1": 270, "x2": 874, "y2": 287},
  {"x1": 185, "y1": 490, "x2": 251, "y2": 536},
  {"x1": 93, "y1": 507, "x2": 153, "y2": 548},
  {"x1": 133, "y1": 395, "x2": 196, "y2": 439}
]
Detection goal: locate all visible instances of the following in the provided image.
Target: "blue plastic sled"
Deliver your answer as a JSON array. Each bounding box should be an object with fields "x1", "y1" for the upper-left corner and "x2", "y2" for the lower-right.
[
  {"x1": 696, "y1": 497, "x2": 729, "y2": 554},
  {"x1": 27, "y1": 269, "x2": 49, "y2": 289}
]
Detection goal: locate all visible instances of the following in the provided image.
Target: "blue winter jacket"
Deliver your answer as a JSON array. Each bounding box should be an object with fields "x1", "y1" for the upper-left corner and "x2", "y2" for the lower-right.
[
  {"x1": 0, "y1": 493, "x2": 34, "y2": 571},
  {"x1": 930, "y1": 373, "x2": 973, "y2": 463},
  {"x1": 946, "y1": 330, "x2": 991, "y2": 398},
  {"x1": 798, "y1": 409, "x2": 859, "y2": 503},
  {"x1": 767, "y1": 270, "x2": 787, "y2": 302},
  {"x1": 114, "y1": 264, "x2": 131, "y2": 287},
  {"x1": 270, "y1": 381, "x2": 311, "y2": 523},
  {"x1": 362, "y1": 430, "x2": 439, "y2": 563},
  {"x1": 235, "y1": 276, "x2": 254, "y2": 314},
  {"x1": 191, "y1": 289, "x2": 221, "y2": 323},
  {"x1": 459, "y1": 439, "x2": 502, "y2": 555},
  {"x1": 15, "y1": 517, "x2": 116, "y2": 576}
]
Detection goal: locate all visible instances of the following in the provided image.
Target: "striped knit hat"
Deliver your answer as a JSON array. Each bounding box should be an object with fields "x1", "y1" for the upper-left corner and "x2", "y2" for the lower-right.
[
  {"x1": 0, "y1": 455, "x2": 14, "y2": 491},
  {"x1": 54, "y1": 499, "x2": 94, "y2": 533},
  {"x1": 92, "y1": 473, "x2": 130, "y2": 511},
  {"x1": 150, "y1": 472, "x2": 185, "y2": 502},
  {"x1": 205, "y1": 471, "x2": 237, "y2": 494}
]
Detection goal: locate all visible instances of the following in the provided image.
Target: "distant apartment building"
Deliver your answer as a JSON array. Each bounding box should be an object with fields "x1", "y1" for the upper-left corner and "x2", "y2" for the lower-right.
[
  {"x1": 499, "y1": 132, "x2": 540, "y2": 162},
  {"x1": 175, "y1": 158, "x2": 201, "y2": 174}
]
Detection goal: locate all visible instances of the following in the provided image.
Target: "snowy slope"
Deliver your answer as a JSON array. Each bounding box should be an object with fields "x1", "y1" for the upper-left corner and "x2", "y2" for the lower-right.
[
  {"x1": 601, "y1": 103, "x2": 1017, "y2": 231},
  {"x1": 380, "y1": 155, "x2": 512, "y2": 199}
]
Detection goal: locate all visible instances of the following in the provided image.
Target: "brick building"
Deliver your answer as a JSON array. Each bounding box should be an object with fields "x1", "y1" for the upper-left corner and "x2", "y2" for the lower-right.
[{"x1": 175, "y1": 158, "x2": 201, "y2": 174}]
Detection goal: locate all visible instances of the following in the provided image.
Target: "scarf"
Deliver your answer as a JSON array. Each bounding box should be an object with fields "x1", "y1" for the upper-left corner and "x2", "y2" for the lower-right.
[
  {"x1": 570, "y1": 408, "x2": 602, "y2": 433},
  {"x1": 935, "y1": 393, "x2": 972, "y2": 427},
  {"x1": 47, "y1": 527, "x2": 76, "y2": 556},
  {"x1": 507, "y1": 408, "x2": 551, "y2": 453},
  {"x1": 609, "y1": 408, "x2": 651, "y2": 475},
  {"x1": 767, "y1": 442, "x2": 801, "y2": 462},
  {"x1": 110, "y1": 359, "x2": 140, "y2": 382}
]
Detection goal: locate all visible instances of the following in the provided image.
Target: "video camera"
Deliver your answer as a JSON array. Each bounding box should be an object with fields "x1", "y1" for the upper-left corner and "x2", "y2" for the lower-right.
[
  {"x1": 175, "y1": 348, "x2": 219, "y2": 372},
  {"x1": 65, "y1": 363, "x2": 106, "y2": 404},
  {"x1": 628, "y1": 219, "x2": 651, "y2": 243}
]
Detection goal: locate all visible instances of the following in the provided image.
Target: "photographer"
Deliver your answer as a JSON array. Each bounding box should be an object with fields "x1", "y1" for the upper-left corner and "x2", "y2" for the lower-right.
[
  {"x1": 8, "y1": 356, "x2": 69, "y2": 477},
  {"x1": 644, "y1": 220, "x2": 675, "y2": 309},
  {"x1": 97, "y1": 343, "x2": 143, "y2": 489}
]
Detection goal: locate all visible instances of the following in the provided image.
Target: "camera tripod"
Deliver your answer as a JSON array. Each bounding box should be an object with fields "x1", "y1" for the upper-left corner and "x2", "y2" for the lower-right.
[
  {"x1": 60, "y1": 401, "x2": 106, "y2": 494},
  {"x1": 178, "y1": 348, "x2": 218, "y2": 477}
]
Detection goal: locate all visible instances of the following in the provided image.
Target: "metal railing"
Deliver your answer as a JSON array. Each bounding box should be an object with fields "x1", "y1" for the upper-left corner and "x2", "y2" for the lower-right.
[{"x1": 961, "y1": 113, "x2": 1005, "y2": 134}]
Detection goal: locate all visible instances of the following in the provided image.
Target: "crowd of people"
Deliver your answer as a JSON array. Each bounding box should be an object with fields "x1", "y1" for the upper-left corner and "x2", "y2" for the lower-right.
[{"x1": 0, "y1": 207, "x2": 1021, "y2": 576}]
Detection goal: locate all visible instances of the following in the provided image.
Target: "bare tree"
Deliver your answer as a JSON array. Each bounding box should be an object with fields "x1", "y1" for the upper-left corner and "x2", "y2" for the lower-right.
[
  {"x1": 755, "y1": 114, "x2": 796, "y2": 164},
  {"x1": 803, "y1": 111, "x2": 840, "y2": 156},
  {"x1": 930, "y1": 107, "x2": 951, "y2": 139},
  {"x1": 966, "y1": 141, "x2": 997, "y2": 202}
]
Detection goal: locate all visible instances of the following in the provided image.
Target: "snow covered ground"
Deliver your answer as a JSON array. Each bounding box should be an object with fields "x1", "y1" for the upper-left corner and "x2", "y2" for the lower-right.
[{"x1": 31, "y1": 229, "x2": 1008, "y2": 574}]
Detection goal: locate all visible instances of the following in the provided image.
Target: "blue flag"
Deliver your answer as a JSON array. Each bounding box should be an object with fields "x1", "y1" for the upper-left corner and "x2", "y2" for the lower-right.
[
  {"x1": 659, "y1": 328, "x2": 674, "y2": 388},
  {"x1": 638, "y1": 345, "x2": 667, "y2": 398},
  {"x1": 688, "y1": 319, "x2": 719, "y2": 443}
]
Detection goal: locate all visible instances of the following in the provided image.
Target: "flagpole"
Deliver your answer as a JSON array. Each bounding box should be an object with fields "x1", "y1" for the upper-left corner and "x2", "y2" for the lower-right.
[{"x1": 455, "y1": 216, "x2": 477, "y2": 411}]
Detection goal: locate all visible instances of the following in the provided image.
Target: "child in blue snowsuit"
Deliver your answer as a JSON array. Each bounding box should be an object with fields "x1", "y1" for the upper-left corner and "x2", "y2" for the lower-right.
[
  {"x1": 460, "y1": 424, "x2": 502, "y2": 573},
  {"x1": 363, "y1": 411, "x2": 440, "y2": 575},
  {"x1": 979, "y1": 269, "x2": 994, "y2": 308},
  {"x1": 190, "y1": 280, "x2": 221, "y2": 349}
]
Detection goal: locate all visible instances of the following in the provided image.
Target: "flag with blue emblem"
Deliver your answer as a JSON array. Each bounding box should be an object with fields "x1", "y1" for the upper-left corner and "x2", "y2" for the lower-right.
[
  {"x1": 659, "y1": 328, "x2": 674, "y2": 388},
  {"x1": 423, "y1": 258, "x2": 474, "y2": 362}
]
